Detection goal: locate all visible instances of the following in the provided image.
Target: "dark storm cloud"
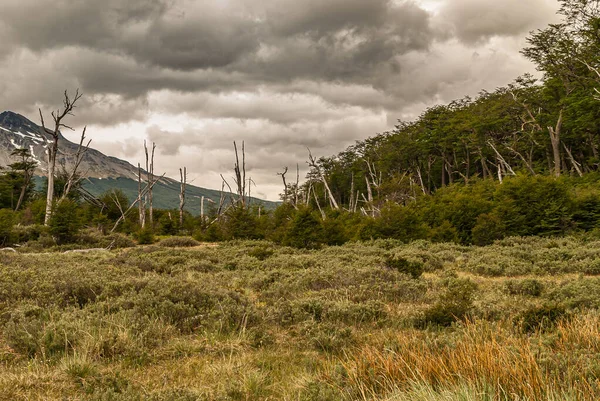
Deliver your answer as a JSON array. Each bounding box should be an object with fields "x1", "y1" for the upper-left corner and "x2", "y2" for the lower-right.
[
  {"x1": 0, "y1": 0, "x2": 436, "y2": 87},
  {"x1": 440, "y1": 0, "x2": 558, "y2": 45}
]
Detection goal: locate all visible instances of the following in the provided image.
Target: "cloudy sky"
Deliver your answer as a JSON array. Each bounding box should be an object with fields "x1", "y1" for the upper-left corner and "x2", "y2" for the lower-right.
[{"x1": 0, "y1": 0, "x2": 560, "y2": 200}]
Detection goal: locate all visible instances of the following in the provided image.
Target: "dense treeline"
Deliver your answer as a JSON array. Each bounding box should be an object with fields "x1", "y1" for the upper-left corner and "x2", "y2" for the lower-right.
[
  {"x1": 304, "y1": 0, "x2": 600, "y2": 209},
  {"x1": 2, "y1": 0, "x2": 600, "y2": 249}
]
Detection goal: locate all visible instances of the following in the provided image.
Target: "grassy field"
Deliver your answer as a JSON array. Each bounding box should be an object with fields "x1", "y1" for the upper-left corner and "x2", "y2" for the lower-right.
[{"x1": 1, "y1": 237, "x2": 600, "y2": 400}]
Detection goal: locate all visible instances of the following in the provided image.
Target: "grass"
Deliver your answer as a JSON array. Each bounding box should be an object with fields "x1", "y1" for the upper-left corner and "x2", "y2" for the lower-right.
[{"x1": 1, "y1": 236, "x2": 600, "y2": 399}]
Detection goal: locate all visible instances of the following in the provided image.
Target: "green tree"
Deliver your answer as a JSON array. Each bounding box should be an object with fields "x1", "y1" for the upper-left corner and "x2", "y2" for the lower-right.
[
  {"x1": 284, "y1": 207, "x2": 324, "y2": 249},
  {"x1": 48, "y1": 199, "x2": 81, "y2": 244}
]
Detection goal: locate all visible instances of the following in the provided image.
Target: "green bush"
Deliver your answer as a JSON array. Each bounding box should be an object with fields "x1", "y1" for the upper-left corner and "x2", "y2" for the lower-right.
[
  {"x1": 384, "y1": 255, "x2": 424, "y2": 279},
  {"x1": 284, "y1": 208, "x2": 324, "y2": 249},
  {"x1": 505, "y1": 279, "x2": 544, "y2": 297},
  {"x1": 135, "y1": 227, "x2": 155, "y2": 245},
  {"x1": 472, "y1": 213, "x2": 506, "y2": 246},
  {"x1": 11, "y1": 224, "x2": 46, "y2": 244},
  {"x1": 420, "y1": 278, "x2": 477, "y2": 327},
  {"x1": 516, "y1": 304, "x2": 566, "y2": 333},
  {"x1": 158, "y1": 236, "x2": 199, "y2": 248},
  {"x1": 0, "y1": 209, "x2": 15, "y2": 246},
  {"x1": 248, "y1": 245, "x2": 275, "y2": 260},
  {"x1": 48, "y1": 200, "x2": 81, "y2": 244}
]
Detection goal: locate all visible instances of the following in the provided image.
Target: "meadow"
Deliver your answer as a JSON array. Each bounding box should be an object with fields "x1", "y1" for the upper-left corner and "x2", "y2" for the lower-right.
[{"x1": 1, "y1": 236, "x2": 600, "y2": 400}]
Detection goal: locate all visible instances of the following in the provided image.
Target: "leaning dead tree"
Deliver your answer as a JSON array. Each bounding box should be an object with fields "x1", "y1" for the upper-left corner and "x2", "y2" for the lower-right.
[
  {"x1": 307, "y1": 148, "x2": 339, "y2": 210},
  {"x1": 278, "y1": 166, "x2": 289, "y2": 203},
  {"x1": 39, "y1": 89, "x2": 83, "y2": 225},
  {"x1": 179, "y1": 167, "x2": 187, "y2": 227}
]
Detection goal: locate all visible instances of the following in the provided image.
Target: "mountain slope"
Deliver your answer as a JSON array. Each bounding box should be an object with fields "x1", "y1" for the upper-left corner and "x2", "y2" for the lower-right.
[{"x1": 1, "y1": 111, "x2": 278, "y2": 213}]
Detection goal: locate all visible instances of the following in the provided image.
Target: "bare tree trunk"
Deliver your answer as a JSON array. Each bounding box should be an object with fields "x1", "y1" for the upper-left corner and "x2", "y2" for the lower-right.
[
  {"x1": 179, "y1": 167, "x2": 187, "y2": 227},
  {"x1": 313, "y1": 189, "x2": 326, "y2": 220},
  {"x1": 488, "y1": 141, "x2": 516, "y2": 176},
  {"x1": 278, "y1": 167, "x2": 288, "y2": 202},
  {"x1": 145, "y1": 141, "x2": 156, "y2": 225},
  {"x1": 548, "y1": 109, "x2": 564, "y2": 177},
  {"x1": 294, "y1": 164, "x2": 300, "y2": 208},
  {"x1": 563, "y1": 142, "x2": 583, "y2": 177},
  {"x1": 111, "y1": 173, "x2": 165, "y2": 233},
  {"x1": 39, "y1": 89, "x2": 83, "y2": 225},
  {"x1": 307, "y1": 148, "x2": 339, "y2": 210},
  {"x1": 200, "y1": 196, "x2": 205, "y2": 222},
  {"x1": 415, "y1": 166, "x2": 427, "y2": 195},
  {"x1": 349, "y1": 173, "x2": 355, "y2": 211},
  {"x1": 233, "y1": 141, "x2": 246, "y2": 208},
  {"x1": 138, "y1": 163, "x2": 145, "y2": 228},
  {"x1": 59, "y1": 127, "x2": 91, "y2": 204},
  {"x1": 15, "y1": 172, "x2": 32, "y2": 212}
]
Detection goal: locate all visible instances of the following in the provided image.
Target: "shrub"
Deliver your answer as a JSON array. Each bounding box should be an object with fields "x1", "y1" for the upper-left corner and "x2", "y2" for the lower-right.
[
  {"x1": 158, "y1": 236, "x2": 200, "y2": 248},
  {"x1": 284, "y1": 208, "x2": 324, "y2": 249},
  {"x1": 429, "y1": 220, "x2": 459, "y2": 243},
  {"x1": 11, "y1": 224, "x2": 46, "y2": 243},
  {"x1": 505, "y1": 279, "x2": 544, "y2": 297},
  {"x1": 472, "y1": 213, "x2": 506, "y2": 246},
  {"x1": 384, "y1": 255, "x2": 424, "y2": 279},
  {"x1": 0, "y1": 209, "x2": 15, "y2": 246},
  {"x1": 420, "y1": 278, "x2": 477, "y2": 327},
  {"x1": 135, "y1": 227, "x2": 155, "y2": 245},
  {"x1": 516, "y1": 304, "x2": 566, "y2": 333},
  {"x1": 248, "y1": 245, "x2": 275, "y2": 260},
  {"x1": 48, "y1": 200, "x2": 81, "y2": 244}
]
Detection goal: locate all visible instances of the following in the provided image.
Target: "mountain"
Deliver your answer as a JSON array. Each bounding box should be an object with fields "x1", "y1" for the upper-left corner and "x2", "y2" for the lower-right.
[{"x1": 0, "y1": 111, "x2": 278, "y2": 213}]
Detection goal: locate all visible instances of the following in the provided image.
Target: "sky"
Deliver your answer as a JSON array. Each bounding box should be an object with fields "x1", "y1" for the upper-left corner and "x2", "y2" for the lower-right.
[{"x1": 0, "y1": 0, "x2": 561, "y2": 201}]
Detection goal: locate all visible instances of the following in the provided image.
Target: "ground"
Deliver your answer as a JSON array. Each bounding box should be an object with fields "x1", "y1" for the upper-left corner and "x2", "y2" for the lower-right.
[{"x1": 1, "y1": 237, "x2": 600, "y2": 400}]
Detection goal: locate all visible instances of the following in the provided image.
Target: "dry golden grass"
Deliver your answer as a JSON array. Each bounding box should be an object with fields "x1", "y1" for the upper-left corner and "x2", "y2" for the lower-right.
[{"x1": 334, "y1": 315, "x2": 600, "y2": 401}]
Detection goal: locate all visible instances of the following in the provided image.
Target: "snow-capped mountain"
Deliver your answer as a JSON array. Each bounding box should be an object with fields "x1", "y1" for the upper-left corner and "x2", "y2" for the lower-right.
[
  {"x1": 0, "y1": 111, "x2": 138, "y2": 179},
  {"x1": 0, "y1": 111, "x2": 278, "y2": 212}
]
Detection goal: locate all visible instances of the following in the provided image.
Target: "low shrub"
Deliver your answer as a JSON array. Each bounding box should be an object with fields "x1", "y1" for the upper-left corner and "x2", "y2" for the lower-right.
[
  {"x1": 419, "y1": 278, "x2": 477, "y2": 327},
  {"x1": 505, "y1": 279, "x2": 544, "y2": 297},
  {"x1": 248, "y1": 245, "x2": 275, "y2": 261},
  {"x1": 158, "y1": 236, "x2": 200, "y2": 248},
  {"x1": 384, "y1": 255, "x2": 424, "y2": 279},
  {"x1": 516, "y1": 304, "x2": 566, "y2": 333},
  {"x1": 135, "y1": 228, "x2": 155, "y2": 245}
]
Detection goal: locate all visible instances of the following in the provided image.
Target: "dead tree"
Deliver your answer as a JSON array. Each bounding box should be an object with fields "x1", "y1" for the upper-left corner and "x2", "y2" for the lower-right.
[
  {"x1": 294, "y1": 163, "x2": 300, "y2": 208},
  {"x1": 563, "y1": 142, "x2": 583, "y2": 177},
  {"x1": 111, "y1": 173, "x2": 165, "y2": 233},
  {"x1": 233, "y1": 141, "x2": 246, "y2": 207},
  {"x1": 548, "y1": 109, "x2": 564, "y2": 177},
  {"x1": 39, "y1": 89, "x2": 83, "y2": 225},
  {"x1": 138, "y1": 163, "x2": 145, "y2": 228},
  {"x1": 58, "y1": 126, "x2": 91, "y2": 203},
  {"x1": 278, "y1": 167, "x2": 289, "y2": 203},
  {"x1": 348, "y1": 173, "x2": 355, "y2": 212},
  {"x1": 488, "y1": 141, "x2": 517, "y2": 179},
  {"x1": 179, "y1": 167, "x2": 187, "y2": 227},
  {"x1": 145, "y1": 141, "x2": 156, "y2": 225},
  {"x1": 307, "y1": 148, "x2": 339, "y2": 210}
]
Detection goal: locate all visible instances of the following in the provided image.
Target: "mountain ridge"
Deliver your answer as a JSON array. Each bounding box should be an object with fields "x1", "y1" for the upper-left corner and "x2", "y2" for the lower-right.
[{"x1": 0, "y1": 111, "x2": 278, "y2": 213}]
